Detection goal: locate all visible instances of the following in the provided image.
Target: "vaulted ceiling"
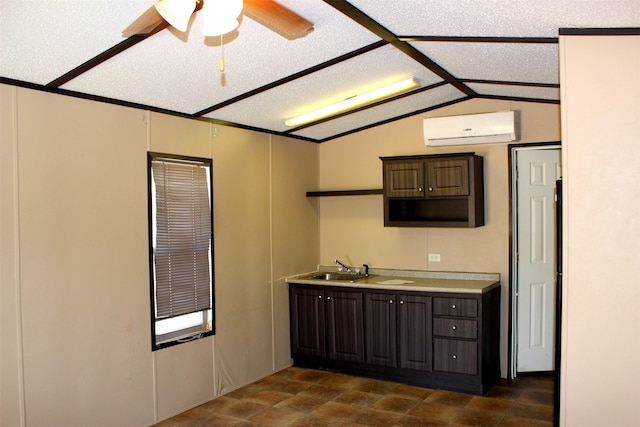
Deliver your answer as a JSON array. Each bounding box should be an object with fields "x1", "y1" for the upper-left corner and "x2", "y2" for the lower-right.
[{"x1": 1, "y1": 1, "x2": 638, "y2": 142}]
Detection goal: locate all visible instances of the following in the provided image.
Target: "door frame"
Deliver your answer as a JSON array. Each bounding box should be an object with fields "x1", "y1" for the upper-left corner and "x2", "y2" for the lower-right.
[{"x1": 507, "y1": 142, "x2": 561, "y2": 379}]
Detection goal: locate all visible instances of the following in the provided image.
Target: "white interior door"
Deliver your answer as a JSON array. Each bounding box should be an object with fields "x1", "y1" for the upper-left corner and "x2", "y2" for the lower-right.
[{"x1": 516, "y1": 148, "x2": 561, "y2": 372}]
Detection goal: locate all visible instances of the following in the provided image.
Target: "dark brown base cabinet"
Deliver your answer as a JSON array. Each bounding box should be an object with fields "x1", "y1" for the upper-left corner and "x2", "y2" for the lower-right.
[
  {"x1": 289, "y1": 286, "x2": 366, "y2": 363},
  {"x1": 289, "y1": 283, "x2": 501, "y2": 395}
]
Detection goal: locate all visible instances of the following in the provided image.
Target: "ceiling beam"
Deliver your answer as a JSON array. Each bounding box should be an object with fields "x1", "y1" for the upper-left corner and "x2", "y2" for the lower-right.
[
  {"x1": 461, "y1": 79, "x2": 560, "y2": 88},
  {"x1": 323, "y1": 0, "x2": 476, "y2": 97},
  {"x1": 46, "y1": 23, "x2": 169, "y2": 89},
  {"x1": 400, "y1": 36, "x2": 558, "y2": 44},
  {"x1": 193, "y1": 40, "x2": 388, "y2": 116}
]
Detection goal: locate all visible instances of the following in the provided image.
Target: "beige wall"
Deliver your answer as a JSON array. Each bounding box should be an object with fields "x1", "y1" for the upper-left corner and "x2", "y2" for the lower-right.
[
  {"x1": 317, "y1": 98, "x2": 561, "y2": 377},
  {"x1": 7, "y1": 33, "x2": 638, "y2": 425},
  {"x1": 0, "y1": 85, "x2": 319, "y2": 426},
  {"x1": 559, "y1": 35, "x2": 640, "y2": 426}
]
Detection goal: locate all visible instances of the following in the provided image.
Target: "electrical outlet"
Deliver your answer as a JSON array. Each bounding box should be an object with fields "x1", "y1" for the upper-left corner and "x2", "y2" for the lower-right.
[{"x1": 428, "y1": 253, "x2": 441, "y2": 262}]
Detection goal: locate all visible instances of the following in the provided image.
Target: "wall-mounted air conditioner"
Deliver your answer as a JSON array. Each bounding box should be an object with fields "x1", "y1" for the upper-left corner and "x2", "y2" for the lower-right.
[{"x1": 424, "y1": 111, "x2": 518, "y2": 146}]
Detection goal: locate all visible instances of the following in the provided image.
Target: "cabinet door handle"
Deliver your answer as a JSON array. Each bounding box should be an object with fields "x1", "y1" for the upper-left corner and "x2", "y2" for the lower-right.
[
  {"x1": 429, "y1": 187, "x2": 433, "y2": 192},
  {"x1": 452, "y1": 325, "x2": 457, "y2": 330},
  {"x1": 327, "y1": 296, "x2": 331, "y2": 300},
  {"x1": 389, "y1": 300, "x2": 394, "y2": 304},
  {"x1": 418, "y1": 187, "x2": 423, "y2": 192},
  {"x1": 400, "y1": 300, "x2": 404, "y2": 304},
  {"x1": 452, "y1": 354, "x2": 457, "y2": 359},
  {"x1": 452, "y1": 304, "x2": 457, "y2": 309},
  {"x1": 318, "y1": 295, "x2": 322, "y2": 299}
]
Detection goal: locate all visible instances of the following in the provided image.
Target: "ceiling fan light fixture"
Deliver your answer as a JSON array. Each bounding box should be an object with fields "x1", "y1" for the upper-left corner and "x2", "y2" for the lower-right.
[
  {"x1": 154, "y1": 0, "x2": 197, "y2": 32},
  {"x1": 202, "y1": 0, "x2": 244, "y2": 37},
  {"x1": 285, "y1": 77, "x2": 420, "y2": 127}
]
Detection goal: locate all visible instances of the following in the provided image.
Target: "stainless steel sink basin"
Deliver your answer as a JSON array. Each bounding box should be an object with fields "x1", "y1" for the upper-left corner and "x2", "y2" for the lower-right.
[{"x1": 311, "y1": 273, "x2": 371, "y2": 282}]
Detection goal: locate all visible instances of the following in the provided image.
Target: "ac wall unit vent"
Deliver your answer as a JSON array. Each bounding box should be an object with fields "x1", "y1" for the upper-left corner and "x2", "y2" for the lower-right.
[{"x1": 424, "y1": 111, "x2": 518, "y2": 146}]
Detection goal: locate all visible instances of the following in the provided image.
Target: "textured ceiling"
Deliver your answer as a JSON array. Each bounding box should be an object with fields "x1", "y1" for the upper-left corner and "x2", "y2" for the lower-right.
[{"x1": 1, "y1": 0, "x2": 639, "y2": 142}]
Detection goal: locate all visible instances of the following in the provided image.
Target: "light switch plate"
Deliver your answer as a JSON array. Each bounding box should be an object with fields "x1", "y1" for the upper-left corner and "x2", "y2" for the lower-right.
[{"x1": 428, "y1": 253, "x2": 441, "y2": 262}]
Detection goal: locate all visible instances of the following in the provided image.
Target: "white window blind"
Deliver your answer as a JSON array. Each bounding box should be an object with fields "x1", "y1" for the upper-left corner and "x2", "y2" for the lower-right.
[{"x1": 151, "y1": 157, "x2": 212, "y2": 319}]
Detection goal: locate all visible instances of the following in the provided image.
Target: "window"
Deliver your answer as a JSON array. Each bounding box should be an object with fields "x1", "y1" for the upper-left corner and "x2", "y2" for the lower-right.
[{"x1": 148, "y1": 153, "x2": 214, "y2": 350}]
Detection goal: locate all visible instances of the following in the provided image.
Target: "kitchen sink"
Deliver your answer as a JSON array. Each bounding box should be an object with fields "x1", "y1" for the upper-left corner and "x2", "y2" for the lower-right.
[{"x1": 310, "y1": 273, "x2": 371, "y2": 282}]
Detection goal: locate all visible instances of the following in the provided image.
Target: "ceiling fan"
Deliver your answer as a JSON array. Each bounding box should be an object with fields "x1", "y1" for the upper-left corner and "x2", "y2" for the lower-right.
[{"x1": 122, "y1": 0, "x2": 314, "y2": 40}]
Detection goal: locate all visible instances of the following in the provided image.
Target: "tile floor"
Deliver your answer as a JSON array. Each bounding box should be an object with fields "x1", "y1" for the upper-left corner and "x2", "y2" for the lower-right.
[{"x1": 154, "y1": 367, "x2": 554, "y2": 426}]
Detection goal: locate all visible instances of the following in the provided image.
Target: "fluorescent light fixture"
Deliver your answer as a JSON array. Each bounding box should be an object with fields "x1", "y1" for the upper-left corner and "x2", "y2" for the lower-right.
[{"x1": 285, "y1": 77, "x2": 420, "y2": 127}]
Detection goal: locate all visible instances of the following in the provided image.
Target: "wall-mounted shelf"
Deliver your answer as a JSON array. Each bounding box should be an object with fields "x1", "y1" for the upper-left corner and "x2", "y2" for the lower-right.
[{"x1": 306, "y1": 189, "x2": 383, "y2": 197}]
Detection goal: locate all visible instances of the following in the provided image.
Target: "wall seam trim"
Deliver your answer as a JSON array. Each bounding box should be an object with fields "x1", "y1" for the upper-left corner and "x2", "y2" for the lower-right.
[
  {"x1": 147, "y1": 112, "x2": 159, "y2": 423},
  {"x1": 210, "y1": 122, "x2": 217, "y2": 397},
  {"x1": 13, "y1": 84, "x2": 27, "y2": 427},
  {"x1": 269, "y1": 134, "x2": 276, "y2": 372}
]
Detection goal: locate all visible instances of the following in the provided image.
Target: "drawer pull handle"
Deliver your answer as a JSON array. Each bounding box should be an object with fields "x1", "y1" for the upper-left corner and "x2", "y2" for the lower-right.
[
  {"x1": 452, "y1": 325, "x2": 457, "y2": 330},
  {"x1": 452, "y1": 354, "x2": 457, "y2": 359},
  {"x1": 400, "y1": 301, "x2": 404, "y2": 304},
  {"x1": 452, "y1": 304, "x2": 457, "y2": 309}
]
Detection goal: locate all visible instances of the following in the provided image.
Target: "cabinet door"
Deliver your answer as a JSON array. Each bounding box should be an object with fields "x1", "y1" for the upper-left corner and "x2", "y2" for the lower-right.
[
  {"x1": 426, "y1": 158, "x2": 470, "y2": 197},
  {"x1": 398, "y1": 294, "x2": 432, "y2": 371},
  {"x1": 384, "y1": 161, "x2": 425, "y2": 198},
  {"x1": 290, "y1": 286, "x2": 325, "y2": 357},
  {"x1": 364, "y1": 292, "x2": 397, "y2": 367},
  {"x1": 326, "y1": 290, "x2": 364, "y2": 363}
]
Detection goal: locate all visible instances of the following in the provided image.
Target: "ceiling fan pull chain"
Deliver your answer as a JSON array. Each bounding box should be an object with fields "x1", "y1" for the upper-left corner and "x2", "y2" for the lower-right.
[{"x1": 219, "y1": 34, "x2": 225, "y2": 73}]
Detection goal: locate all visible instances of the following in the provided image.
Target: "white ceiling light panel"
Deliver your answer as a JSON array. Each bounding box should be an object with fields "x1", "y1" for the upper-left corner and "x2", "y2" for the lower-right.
[
  {"x1": 204, "y1": 44, "x2": 445, "y2": 132},
  {"x1": 348, "y1": 0, "x2": 640, "y2": 37},
  {"x1": 0, "y1": 1, "x2": 148, "y2": 84},
  {"x1": 290, "y1": 84, "x2": 466, "y2": 141},
  {"x1": 411, "y1": 42, "x2": 559, "y2": 84},
  {"x1": 57, "y1": 0, "x2": 379, "y2": 114},
  {"x1": 3, "y1": 0, "x2": 635, "y2": 143}
]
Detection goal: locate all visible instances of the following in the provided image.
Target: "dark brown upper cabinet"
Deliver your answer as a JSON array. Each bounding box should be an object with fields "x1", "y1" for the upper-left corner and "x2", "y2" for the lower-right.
[{"x1": 381, "y1": 153, "x2": 484, "y2": 227}]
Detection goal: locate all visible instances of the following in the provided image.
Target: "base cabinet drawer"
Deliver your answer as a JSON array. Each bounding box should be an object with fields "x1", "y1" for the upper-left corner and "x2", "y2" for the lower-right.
[
  {"x1": 434, "y1": 297, "x2": 478, "y2": 317},
  {"x1": 434, "y1": 318, "x2": 477, "y2": 339},
  {"x1": 434, "y1": 338, "x2": 478, "y2": 375}
]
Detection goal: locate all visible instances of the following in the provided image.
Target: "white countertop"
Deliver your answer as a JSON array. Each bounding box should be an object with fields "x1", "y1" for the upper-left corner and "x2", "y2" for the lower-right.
[{"x1": 286, "y1": 266, "x2": 500, "y2": 294}]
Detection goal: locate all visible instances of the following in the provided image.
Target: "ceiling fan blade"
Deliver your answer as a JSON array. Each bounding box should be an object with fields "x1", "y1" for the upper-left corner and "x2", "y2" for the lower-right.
[
  {"x1": 122, "y1": 6, "x2": 166, "y2": 37},
  {"x1": 244, "y1": 0, "x2": 314, "y2": 40}
]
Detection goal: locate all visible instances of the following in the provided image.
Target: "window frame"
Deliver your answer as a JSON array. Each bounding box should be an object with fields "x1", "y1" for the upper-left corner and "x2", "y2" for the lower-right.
[{"x1": 147, "y1": 152, "x2": 215, "y2": 351}]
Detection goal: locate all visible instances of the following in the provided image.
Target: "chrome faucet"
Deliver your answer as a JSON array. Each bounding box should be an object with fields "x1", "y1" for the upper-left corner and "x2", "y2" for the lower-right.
[{"x1": 334, "y1": 259, "x2": 351, "y2": 273}]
